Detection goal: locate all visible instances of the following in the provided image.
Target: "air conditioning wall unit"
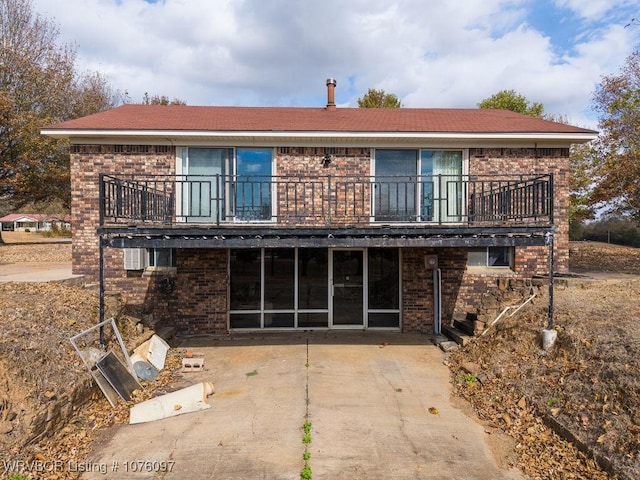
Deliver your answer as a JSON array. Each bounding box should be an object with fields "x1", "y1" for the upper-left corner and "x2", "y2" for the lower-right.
[{"x1": 124, "y1": 248, "x2": 147, "y2": 270}]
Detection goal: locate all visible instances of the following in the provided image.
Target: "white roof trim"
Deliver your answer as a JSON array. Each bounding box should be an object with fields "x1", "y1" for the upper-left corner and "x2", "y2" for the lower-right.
[{"x1": 41, "y1": 128, "x2": 598, "y2": 143}]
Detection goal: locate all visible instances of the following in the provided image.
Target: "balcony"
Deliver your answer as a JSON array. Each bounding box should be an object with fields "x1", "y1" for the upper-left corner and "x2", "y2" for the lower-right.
[{"x1": 99, "y1": 173, "x2": 554, "y2": 229}]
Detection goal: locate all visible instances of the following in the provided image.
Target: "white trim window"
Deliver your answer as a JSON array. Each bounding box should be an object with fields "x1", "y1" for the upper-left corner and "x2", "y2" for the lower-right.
[
  {"x1": 467, "y1": 247, "x2": 514, "y2": 269},
  {"x1": 373, "y1": 149, "x2": 465, "y2": 222},
  {"x1": 123, "y1": 248, "x2": 176, "y2": 271},
  {"x1": 148, "y1": 248, "x2": 176, "y2": 268},
  {"x1": 177, "y1": 147, "x2": 274, "y2": 223}
]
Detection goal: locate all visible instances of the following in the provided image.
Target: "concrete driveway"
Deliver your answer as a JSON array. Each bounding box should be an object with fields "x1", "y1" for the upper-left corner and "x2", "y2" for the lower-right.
[{"x1": 85, "y1": 332, "x2": 523, "y2": 480}]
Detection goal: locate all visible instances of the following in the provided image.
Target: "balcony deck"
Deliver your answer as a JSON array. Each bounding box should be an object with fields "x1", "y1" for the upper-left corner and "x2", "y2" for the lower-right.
[{"x1": 98, "y1": 173, "x2": 555, "y2": 249}]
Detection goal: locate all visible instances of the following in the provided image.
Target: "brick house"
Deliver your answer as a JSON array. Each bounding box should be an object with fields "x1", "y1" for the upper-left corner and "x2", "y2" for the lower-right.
[{"x1": 42, "y1": 80, "x2": 596, "y2": 336}]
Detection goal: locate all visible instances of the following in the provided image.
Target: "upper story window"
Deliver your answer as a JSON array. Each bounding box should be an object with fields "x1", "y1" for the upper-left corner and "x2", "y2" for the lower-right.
[
  {"x1": 373, "y1": 149, "x2": 464, "y2": 222},
  {"x1": 179, "y1": 147, "x2": 273, "y2": 223}
]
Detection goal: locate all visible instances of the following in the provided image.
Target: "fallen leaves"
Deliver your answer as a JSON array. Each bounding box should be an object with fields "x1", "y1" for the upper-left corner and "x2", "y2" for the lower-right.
[{"x1": 449, "y1": 260, "x2": 640, "y2": 479}]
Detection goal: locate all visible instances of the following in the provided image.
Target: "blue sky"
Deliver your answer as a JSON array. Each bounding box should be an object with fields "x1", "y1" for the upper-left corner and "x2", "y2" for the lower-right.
[{"x1": 32, "y1": 0, "x2": 640, "y2": 128}]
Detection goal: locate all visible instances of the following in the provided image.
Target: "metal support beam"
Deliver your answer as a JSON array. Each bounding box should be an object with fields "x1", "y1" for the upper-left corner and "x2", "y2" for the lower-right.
[
  {"x1": 106, "y1": 234, "x2": 549, "y2": 250},
  {"x1": 99, "y1": 236, "x2": 106, "y2": 347},
  {"x1": 546, "y1": 231, "x2": 554, "y2": 330}
]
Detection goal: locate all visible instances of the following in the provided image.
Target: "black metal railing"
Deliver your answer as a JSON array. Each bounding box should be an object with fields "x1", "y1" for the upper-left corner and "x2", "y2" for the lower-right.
[{"x1": 99, "y1": 173, "x2": 554, "y2": 227}]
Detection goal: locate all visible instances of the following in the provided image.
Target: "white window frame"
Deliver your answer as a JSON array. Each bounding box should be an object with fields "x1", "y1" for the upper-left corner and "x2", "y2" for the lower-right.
[
  {"x1": 176, "y1": 147, "x2": 276, "y2": 224},
  {"x1": 371, "y1": 148, "x2": 468, "y2": 224},
  {"x1": 467, "y1": 246, "x2": 514, "y2": 269}
]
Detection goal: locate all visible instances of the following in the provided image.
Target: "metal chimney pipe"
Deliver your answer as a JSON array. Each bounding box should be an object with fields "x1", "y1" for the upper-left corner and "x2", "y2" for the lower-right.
[{"x1": 326, "y1": 78, "x2": 336, "y2": 110}]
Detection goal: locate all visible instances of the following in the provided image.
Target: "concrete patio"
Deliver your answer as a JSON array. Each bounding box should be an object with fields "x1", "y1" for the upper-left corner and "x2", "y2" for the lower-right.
[{"x1": 84, "y1": 332, "x2": 523, "y2": 480}]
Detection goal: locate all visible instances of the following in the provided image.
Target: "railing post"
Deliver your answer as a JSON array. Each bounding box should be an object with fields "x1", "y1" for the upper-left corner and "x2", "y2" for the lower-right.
[
  {"x1": 546, "y1": 231, "x2": 554, "y2": 330},
  {"x1": 99, "y1": 236, "x2": 105, "y2": 347},
  {"x1": 548, "y1": 173, "x2": 554, "y2": 224},
  {"x1": 98, "y1": 173, "x2": 105, "y2": 226},
  {"x1": 437, "y1": 174, "x2": 442, "y2": 224},
  {"x1": 327, "y1": 175, "x2": 332, "y2": 226}
]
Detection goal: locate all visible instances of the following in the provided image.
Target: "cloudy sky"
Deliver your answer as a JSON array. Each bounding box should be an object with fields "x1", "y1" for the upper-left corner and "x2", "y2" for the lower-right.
[{"x1": 32, "y1": 0, "x2": 640, "y2": 129}]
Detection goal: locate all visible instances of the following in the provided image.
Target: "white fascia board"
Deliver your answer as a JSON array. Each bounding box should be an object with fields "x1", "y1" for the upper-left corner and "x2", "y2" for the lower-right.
[{"x1": 40, "y1": 128, "x2": 598, "y2": 144}]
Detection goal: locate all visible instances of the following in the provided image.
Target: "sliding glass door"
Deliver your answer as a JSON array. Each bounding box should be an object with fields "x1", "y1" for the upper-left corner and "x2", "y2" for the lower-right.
[
  {"x1": 183, "y1": 148, "x2": 230, "y2": 222},
  {"x1": 235, "y1": 148, "x2": 272, "y2": 221},
  {"x1": 331, "y1": 250, "x2": 364, "y2": 327},
  {"x1": 181, "y1": 147, "x2": 273, "y2": 223},
  {"x1": 374, "y1": 149, "x2": 464, "y2": 223},
  {"x1": 421, "y1": 150, "x2": 463, "y2": 222},
  {"x1": 229, "y1": 248, "x2": 400, "y2": 330},
  {"x1": 374, "y1": 150, "x2": 417, "y2": 221}
]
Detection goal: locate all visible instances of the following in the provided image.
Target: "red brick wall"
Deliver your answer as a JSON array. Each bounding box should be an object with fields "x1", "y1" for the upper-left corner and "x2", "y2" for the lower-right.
[
  {"x1": 70, "y1": 144, "x2": 568, "y2": 334},
  {"x1": 401, "y1": 247, "x2": 467, "y2": 334},
  {"x1": 70, "y1": 145, "x2": 175, "y2": 281},
  {"x1": 469, "y1": 148, "x2": 569, "y2": 273},
  {"x1": 276, "y1": 148, "x2": 371, "y2": 226},
  {"x1": 169, "y1": 249, "x2": 228, "y2": 334},
  {"x1": 402, "y1": 247, "x2": 542, "y2": 334}
]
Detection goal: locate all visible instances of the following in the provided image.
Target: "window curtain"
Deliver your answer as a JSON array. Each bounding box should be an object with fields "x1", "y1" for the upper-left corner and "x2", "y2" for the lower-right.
[
  {"x1": 421, "y1": 151, "x2": 462, "y2": 222},
  {"x1": 183, "y1": 148, "x2": 229, "y2": 222}
]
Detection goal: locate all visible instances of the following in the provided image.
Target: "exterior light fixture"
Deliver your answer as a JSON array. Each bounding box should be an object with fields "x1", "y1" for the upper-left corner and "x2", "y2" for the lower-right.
[{"x1": 322, "y1": 153, "x2": 332, "y2": 167}]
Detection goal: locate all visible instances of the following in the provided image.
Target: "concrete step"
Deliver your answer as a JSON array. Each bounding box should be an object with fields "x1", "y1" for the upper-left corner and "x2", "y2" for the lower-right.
[
  {"x1": 442, "y1": 324, "x2": 472, "y2": 346},
  {"x1": 453, "y1": 318, "x2": 475, "y2": 336},
  {"x1": 155, "y1": 325, "x2": 177, "y2": 344}
]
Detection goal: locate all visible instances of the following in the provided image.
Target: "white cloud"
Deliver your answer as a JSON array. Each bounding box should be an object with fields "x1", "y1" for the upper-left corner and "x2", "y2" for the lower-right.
[
  {"x1": 30, "y1": 0, "x2": 640, "y2": 128},
  {"x1": 554, "y1": 0, "x2": 640, "y2": 22}
]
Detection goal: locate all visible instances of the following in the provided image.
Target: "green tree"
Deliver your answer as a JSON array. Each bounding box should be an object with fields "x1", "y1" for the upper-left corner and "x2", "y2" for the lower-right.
[
  {"x1": 589, "y1": 50, "x2": 640, "y2": 221},
  {"x1": 478, "y1": 89, "x2": 544, "y2": 117},
  {"x1": 0, "y1": 0, "x2": 114, "y2": 242},
  {"x1": 357, "y1": 88, "x2": 401, "y2": 108}
]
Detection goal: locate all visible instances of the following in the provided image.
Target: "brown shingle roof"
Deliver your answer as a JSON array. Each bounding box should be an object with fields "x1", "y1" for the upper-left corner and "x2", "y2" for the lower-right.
[{"x1": 45, "y1": 104, "x2": 596, "y2": 134}]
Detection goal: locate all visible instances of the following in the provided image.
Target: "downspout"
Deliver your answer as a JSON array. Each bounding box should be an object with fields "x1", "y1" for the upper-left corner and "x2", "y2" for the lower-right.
[
  {"x1": 546, "y1": 231, "x2": 554, "y2": 330},
  {"x1": 99, "y1": 236, "x2": 105, "y2": 348},
  {"x1": 433, "y1": 268, "x2": 442, "y2": 335}
]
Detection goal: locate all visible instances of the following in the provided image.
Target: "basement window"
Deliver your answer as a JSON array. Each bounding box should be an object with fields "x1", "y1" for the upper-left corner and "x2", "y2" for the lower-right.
[
  {"x1": 124, "y1": 248, "x2": 177, "y2": 273},
  {"x1": 148, "y1": 248, "x2": 176, "y2": 268},
  {"x1": 467, "y1": 247, "x2": 513, "y2": 269}
]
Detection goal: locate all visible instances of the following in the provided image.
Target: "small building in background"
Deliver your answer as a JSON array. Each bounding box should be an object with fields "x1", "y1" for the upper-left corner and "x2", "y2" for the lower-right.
[{"x1": 0, "y1": 213, "x2": 71, "y2": 232}]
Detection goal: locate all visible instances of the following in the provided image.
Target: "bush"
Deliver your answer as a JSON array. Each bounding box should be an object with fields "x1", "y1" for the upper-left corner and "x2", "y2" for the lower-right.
[
  {"x1": 578, "y1": 217, "x2": 640, "y2": 247},
  {"x1": 40, "y1": 224, "x2": 72, "y2": 238}
]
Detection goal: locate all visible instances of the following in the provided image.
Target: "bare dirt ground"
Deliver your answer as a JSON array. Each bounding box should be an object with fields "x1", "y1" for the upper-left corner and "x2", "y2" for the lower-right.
[
  {"x1": 0, "y1": 239, "x2": 639, "y2": 479},
  {"x1": 0, "y1": 237, "x2": 184, "y2": 480},
  {"x1": 448, "y1": 241, "x2": 640, "y2": 480}
]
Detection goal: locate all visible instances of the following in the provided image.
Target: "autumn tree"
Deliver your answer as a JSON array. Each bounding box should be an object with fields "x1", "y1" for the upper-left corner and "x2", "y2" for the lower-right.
[
  {"x1": 478, "y1": 89, "x2": 544, "y2": 117},
  {"x1": 589, "y1": 50, "x2": 640, "y2": 221},
  {"x1": 357, "y1": 88, "x2": 401, "y2": 108},
  {"x1": 0, "y1": 0, "x2": 114, "y2": 236}
]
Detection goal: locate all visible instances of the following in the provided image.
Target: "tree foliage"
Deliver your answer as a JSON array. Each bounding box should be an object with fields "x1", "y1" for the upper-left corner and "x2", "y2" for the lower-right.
[
  {"x1": 0, "y1": 0, "x2": 115, "y2": 215},
  {"x1": 589, "y1": 50, "x2": 640, "y2": 220},
  {"x1": 478, "y1": 89, "x2": 544, "y2": 117},
  {"x1": 576, "y1": 217, "x2": 640, "y2": 247},
  {"x1": 568, "y1": 143, "x2": 598, "y2": 237},
  {"x1": 142, "y1": 93, "x2": 186, "y2": 106},
  {"x1": 357, "y1": 88, "x2": 401, "y2": 108}
]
